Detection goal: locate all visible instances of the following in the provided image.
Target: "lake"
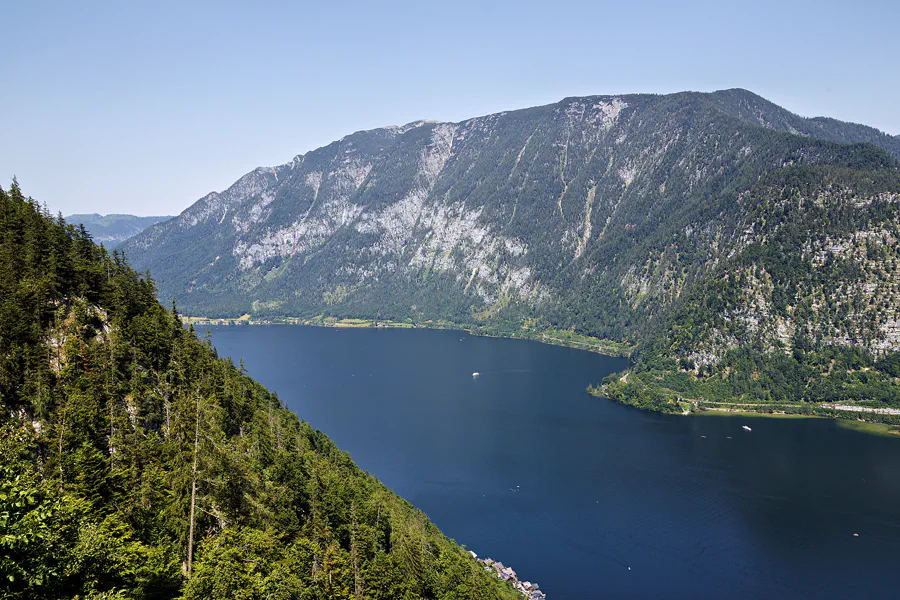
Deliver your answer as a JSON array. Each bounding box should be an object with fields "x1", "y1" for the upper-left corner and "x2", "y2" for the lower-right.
[{"x1": 205, "y1": 325, "x2": 900, "y2": 599}]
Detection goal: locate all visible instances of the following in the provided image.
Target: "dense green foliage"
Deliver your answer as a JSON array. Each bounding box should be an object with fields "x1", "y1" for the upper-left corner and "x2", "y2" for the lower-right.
[
  {"x1": 600, "y1": 166, "x2": 900, "y2": 415},
  {"x1": 0, "y1": 182, "x2": 518, "y2": 599},
  {"x1": 598, "y1": 346, "x2": 900, "y2": 421}
]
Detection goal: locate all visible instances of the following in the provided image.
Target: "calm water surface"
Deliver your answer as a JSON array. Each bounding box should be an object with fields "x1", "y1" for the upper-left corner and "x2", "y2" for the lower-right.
[{"x1": 206, "y1": 325, "x2": 900, "y2": 599}]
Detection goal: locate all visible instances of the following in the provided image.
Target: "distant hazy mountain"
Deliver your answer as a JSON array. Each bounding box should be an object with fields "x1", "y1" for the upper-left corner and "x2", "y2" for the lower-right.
[{"x1": 66, "y1": 213, "x2": 173, "y2": 248}]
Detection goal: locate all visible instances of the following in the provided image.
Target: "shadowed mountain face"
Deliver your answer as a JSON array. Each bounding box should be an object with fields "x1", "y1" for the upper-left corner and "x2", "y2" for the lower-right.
[
  {"x1": 122, "y1": 89, "x2": 900, "y2": 345},
  {"x1": 66, "y1": 213, "x2": 173, "y2": 248}
]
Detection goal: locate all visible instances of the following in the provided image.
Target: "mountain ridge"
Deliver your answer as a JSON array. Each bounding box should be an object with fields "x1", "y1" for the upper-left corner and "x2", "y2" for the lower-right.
[
  {"x1": 123, "y1": 89, "x2": 898, "y2": 347},
  {"x1": 66, "y1": 212, "x2": 173, "y2": 249}
]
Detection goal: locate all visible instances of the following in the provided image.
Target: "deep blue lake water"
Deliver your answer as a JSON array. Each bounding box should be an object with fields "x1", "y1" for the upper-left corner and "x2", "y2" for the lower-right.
[{"x1": 205, "y1": 325, "x2": 900, "y2": 599}]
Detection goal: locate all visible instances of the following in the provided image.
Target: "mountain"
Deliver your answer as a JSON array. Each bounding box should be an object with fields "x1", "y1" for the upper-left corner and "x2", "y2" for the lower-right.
[
  {"x1": 122, "y1": 89, "x2": 899, "y2": 343},
  {"x1": 121, "y1": 88, "x2": 900, "y2": 416},
  {"x1": 66, "y1": 213, "x2": 173, "y2": 248},
  {"x1": 0, "y1": 183, "x2": 519, "y2": 598}
]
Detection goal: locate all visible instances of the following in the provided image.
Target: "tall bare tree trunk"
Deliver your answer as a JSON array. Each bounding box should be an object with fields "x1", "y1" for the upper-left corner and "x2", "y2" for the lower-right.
[
  {"x1": 420, "y1": 516, "x2": 426, "y2": 597},
  {"x1": 109, "y1": 335, "x2": 115, "y2": 470},
  {"x1": 163, "y1": 394, "x2": 171, "y2": 439},
  {"x1": 311, "y1": 489, "x2": 320, "y2": 582},
  {"x1": 351, "y1": 503, "x2": 362, "y2": 600},
  {"x1": 186, "y1": 397, "x2": 200, "y2": 577},
  {"x1": 373, "y1": 501, "x2": 380, "y2": 552},
  {"x1": 57, "y1": 409, "x2": 66, "y2": 483}
]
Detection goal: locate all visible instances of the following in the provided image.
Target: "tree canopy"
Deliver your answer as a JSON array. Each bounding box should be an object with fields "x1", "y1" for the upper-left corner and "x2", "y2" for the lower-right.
[{"x1": 0, "y1": 182, "x2": 519, "y2": 599}]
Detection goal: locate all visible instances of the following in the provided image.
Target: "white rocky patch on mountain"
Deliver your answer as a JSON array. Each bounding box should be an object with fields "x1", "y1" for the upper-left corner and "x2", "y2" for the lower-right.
[
  {"x1": 179, "y1": 167, "x2": 277, "y2": 228},
  {"x1": 350, "y1": 125, "x2": 542, "y2": 303},
  {"x1": 232, "y1": 160, "x2": 370, "y2": 269},
  {"x1": 421, "y1": 124, "x2": 456, "y2": 183}
]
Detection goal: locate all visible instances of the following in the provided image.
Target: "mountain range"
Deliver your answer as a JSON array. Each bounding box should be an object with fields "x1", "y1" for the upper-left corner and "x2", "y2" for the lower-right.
[{"x1": 66, "y1": 213, "x2": 173, "y2": 248}]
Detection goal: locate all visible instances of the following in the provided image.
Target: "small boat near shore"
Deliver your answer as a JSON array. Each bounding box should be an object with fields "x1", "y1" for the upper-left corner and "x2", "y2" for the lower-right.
[{"x1": 742, "y1": 425, "x2": 752, "y2": 432}]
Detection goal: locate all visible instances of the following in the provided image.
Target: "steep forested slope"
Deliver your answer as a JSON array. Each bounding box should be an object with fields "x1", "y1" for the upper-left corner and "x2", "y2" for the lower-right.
[
  {"x1": 0, "y1": 182, "x2": 519, "y2": 599},
  {"x1": 121, "y1": 89, "x2": 900, "y2": 345},
  {"x1": 600, "y1": 166, "x2": 900, "y2": 417}
]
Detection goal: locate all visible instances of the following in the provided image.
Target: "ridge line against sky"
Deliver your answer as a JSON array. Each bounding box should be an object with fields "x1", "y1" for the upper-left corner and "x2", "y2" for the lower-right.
[{"x1": 2, "y1": 0, "x2": 898, "y2": 216}]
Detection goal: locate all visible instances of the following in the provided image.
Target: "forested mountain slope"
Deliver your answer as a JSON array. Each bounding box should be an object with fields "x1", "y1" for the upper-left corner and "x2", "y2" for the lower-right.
[
  {"x1": 0, "y1": 182, "x2": 519, "y2": 599},
  {"x1": 600, "y1": 166, "x2": 900, "y2": 416},
  {"x1": 121, "y1": 89, "x2": 900, "y2": 345},
  {"x1": 65, "y1": 213, "x2": 174, "y2": 249}
]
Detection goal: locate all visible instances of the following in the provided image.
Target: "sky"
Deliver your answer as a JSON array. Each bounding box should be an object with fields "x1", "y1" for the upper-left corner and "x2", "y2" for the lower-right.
[{"x1": 2, "y1": 0, "x2": 898, "y2": 216}]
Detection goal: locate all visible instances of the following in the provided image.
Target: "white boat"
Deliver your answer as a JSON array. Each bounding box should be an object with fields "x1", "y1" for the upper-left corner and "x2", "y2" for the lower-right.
[
  {"x1": 742, "y1": 425, "x2": 752, "y2": 432},
  {"x1": 472, "y1": 372, "x2": 480, "y2": 377}
]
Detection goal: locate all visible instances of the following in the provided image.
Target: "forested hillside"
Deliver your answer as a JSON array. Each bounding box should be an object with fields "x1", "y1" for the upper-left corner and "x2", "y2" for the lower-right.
[
  {"x1": 0, "y1": 181, "x2": 519, "y2": 599},
  {"x1": 121, "y1": 89, "x2": 900, "y2": 346},
  {"x1": 599, "y1": 165, "x2": 900, "y2": 417}
]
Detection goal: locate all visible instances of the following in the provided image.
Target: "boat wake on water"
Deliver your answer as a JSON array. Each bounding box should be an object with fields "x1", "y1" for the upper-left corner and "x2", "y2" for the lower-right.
[{"x1": 470, "y1": 369, "x2": 535, "y2": 377}]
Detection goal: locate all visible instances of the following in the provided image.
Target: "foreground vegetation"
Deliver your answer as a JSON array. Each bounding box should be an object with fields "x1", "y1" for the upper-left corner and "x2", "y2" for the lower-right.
[{"x1": 0, "y1": 182, "x2": 520, "y2": 599}]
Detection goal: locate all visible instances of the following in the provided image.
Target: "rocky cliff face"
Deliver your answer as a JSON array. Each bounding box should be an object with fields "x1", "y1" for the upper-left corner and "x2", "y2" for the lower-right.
[
  {"x1": 122, "y1": 89, "x2": 900, "y2": 345},
  {"x1": 666, "y1": 167, "x2": 900, "y2": 363}
]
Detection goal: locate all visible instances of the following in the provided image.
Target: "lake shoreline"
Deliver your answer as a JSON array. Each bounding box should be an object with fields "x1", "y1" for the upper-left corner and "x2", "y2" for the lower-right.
[
  {"x1": 188, "y1": 315, "x2": 899, "y2": 438},
  {"x1": 205, "y1": 324, "x2": 900, "y2": 598},
  {"x1": 590, "y1": 389, "x2": 900, "y2": 438},
  {"x1": 695, "y1": 409, "x2": 900, "y2": 437},
  {"x1": 183, "y1": 314, "x2": 634, "y2": 358}
]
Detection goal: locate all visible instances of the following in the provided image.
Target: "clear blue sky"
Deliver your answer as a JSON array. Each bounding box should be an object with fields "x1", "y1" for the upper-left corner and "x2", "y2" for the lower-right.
[{"x1": 2, "y1": 0, "x2": 898, "y2": 216}]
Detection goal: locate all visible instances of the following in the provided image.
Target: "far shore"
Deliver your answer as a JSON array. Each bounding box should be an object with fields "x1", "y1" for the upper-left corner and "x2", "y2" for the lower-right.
[
  {"x1": 695, "y1": 409, "x2": 823, "y2": 419},
  {"x1": 182, "y1": 314, "x2": 634, "y2": 358},
  {"x1": 695, "y1": 409, "x2": 900, "y2": 437}
]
